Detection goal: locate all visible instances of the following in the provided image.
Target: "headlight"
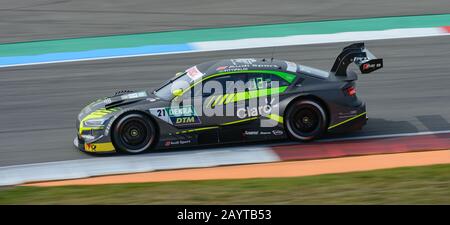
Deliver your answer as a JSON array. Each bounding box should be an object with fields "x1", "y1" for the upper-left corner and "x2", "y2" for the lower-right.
[
  {"x1": 83, "y1": 118, "x2": 107, "y2": 127},
  {"x1": 81, "y1": 134, "x2": 96, "y2": 141}
]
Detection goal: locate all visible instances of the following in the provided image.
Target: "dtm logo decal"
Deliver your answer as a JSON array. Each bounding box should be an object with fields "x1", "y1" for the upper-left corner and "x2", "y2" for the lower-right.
[{"x1": 150, "y1": 106, "x2": 201, "y2": 126}]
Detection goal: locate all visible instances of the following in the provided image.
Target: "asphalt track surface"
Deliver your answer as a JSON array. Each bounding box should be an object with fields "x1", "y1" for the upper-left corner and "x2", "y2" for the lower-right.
[
  {"x1": 1, "y1": 0, "x2": 450, "y2": 43},
  {"x1": 1, "y1": 36, "x2": 450, "y2": 166}
]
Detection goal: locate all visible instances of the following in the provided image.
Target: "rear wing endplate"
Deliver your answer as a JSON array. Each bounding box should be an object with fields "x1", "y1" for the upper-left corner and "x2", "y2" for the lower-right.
[{"x1": 330, "y1": 43, "x2": 383, "y2": 78}]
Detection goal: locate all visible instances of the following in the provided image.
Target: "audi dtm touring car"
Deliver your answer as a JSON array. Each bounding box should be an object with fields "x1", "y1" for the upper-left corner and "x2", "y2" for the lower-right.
[{"x1": 74, "y1": 42, "x2": 383, "y2": 154}]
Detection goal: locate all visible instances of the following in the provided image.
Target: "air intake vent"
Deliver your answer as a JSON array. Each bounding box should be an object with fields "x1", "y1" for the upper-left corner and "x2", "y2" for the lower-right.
[{"x1": 114, "y1": 90, "x2": 134, "y2": 96}]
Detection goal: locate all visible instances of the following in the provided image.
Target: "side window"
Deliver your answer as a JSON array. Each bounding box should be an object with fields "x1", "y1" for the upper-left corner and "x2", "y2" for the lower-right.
[
  {"x1": 188, "y1": 74, "x2": 247, "y2": 98},
  {"x1": 269, "y1": 74, "x2": 290, "y2": 87},
  {"x1": 179, "y1": 73, "x2": 291, "y2": 99},
  {"x1": 247, "y1": 73, "x2": 290, "y2": 90},
  {"x1": 220, "y1": 74, "x2": 247, "y2": 94}
]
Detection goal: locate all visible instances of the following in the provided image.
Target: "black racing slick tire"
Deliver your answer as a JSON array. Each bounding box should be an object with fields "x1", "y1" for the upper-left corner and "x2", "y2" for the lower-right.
[
  {"x1": 285, "y1": 99, "x2": 327, "y2": 141},
  {"x1": 112, "y1": 113, "x2": 157, "y2": 154}
]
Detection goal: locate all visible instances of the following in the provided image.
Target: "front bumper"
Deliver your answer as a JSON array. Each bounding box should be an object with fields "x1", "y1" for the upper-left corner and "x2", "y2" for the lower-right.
[
  {"x1": 76, "y1": 112, "x2": 117, "y2": 153},
  {"x1": 74, "y1": 135, "x2": 116, "y2": 153}
]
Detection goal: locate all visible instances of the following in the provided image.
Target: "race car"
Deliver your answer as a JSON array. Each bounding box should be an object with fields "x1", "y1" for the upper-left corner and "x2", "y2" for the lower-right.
[{"x1": 74, "y1": 42, "x2": 383, "y2": 154}]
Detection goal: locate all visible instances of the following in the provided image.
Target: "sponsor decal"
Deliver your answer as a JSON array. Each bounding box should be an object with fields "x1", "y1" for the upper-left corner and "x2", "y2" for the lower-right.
[
  {"x1": 84, "y1": 142, "x2": 115, "y2": 152},
  {"x1": 216, "y1": 66, "x2": 228, "y2": 71},
  {"x1": 85, "y1": 143, "x2": 97, "y2": 151},
  {"x1": 150, "y1": 106, "x2": 201, "y2": 126},
  {"x1": 360, "y1": 60, "x2": 382, "y2": 73},
  {"x1": 244, "y1": 130, "x2": 259, "y2": 136},
  {"x1": 103, "y1": 98, "x2": 112, "y2": 104},
  {"x1": 167, "y1": 106, "x2": 196, "y2": 117},
  {"x1": 175, "y1": 117, "x2": 197, "y2": 124},
  {"x1": 363, "y1": 62, "x2": 382, "y2": 70},
  {"x1": 251, "y1": 64, "x2": 279, "y2": 68},
  {"x1": 285, "y1": 61, "x2": 297, "y2": 73},
  {"x1": 272, "y1": 130, "x2": 284, "y2": 135},
  {"x1": 237, "y1": 104, "x2": 273, "y2": 119},
  {"x1": 215, "y1": 59, "x2": 280, "y2": 72},
  {"x1": 221, "y1": 67, "x2": 249, "y2": 72},
  {"x1": 243, "y1": 130, "x2": 282, "y2": 136},
  {"x1": 231, "y1": 58, "x2": 257, "y2": 65},
  {"x1": 220, "y1": 64, "x2": 278, "y2": 72},
  {"x1": 164, "y1": 139, "x2": 192, "y2": 147},
  {"x1": 120, "y1": 91, "x2": 147, "y2": 100},
  {"x1": 186, "y1": 66, "x2": 203, "y2": 80},
  {"x1": 363, "y1": 63, "x2": 370, "y2": 70}
]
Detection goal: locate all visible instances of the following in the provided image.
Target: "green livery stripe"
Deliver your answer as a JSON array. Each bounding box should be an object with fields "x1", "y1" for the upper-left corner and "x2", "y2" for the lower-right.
[
  {"x1": 212, "y1": 70, "x2": 297, "y2": 83},
  {"x1": 212, "y1": 95, "x2": 224, "y2": 107},
  {"x1": 220, "y1": 117, "x2": 259, "y2": 126},
  {"x1": 176, "y1": 126, "x2": 219, "y2": 134},
  {"x1": 206, "y1": 96, "x2": 217, "y2": 107},
  {"x1": 265, "y1": 114, "x2": 284, "y2": 124},
  {"x1": 328, "y1": 112, "x2": 367, "y2": 130},
  {"x1": 211, "y1": 86, "x2": 288, "y2": 106}
]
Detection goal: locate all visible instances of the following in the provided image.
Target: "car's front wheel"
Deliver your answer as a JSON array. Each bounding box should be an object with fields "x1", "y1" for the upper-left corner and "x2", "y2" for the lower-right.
[
  {"x1": 285, "y1": 99, "x2": 327, "y2": 141},
  {"x1": 112, "y1": 113, "x2": 156, "y2": 154}
]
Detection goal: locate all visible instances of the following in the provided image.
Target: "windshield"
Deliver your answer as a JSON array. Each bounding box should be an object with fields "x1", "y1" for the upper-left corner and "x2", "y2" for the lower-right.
[{"x1": 153, "y1": 72, "x2": 193, "y2": 100}]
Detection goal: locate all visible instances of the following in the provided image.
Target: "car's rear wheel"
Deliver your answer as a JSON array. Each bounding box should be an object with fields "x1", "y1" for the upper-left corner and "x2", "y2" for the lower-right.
[
  {"x1": 285, "y1": 99, "x2": 327, "y2": 141},
  {"x1": 112, "y1": 113, "x2": 156, "y2": 154}
]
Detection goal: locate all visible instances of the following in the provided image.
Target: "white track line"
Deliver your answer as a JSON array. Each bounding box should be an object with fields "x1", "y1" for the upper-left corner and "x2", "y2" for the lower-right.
[{"x1": 192, "y1": 28, "x2": 449, "y2": 51}]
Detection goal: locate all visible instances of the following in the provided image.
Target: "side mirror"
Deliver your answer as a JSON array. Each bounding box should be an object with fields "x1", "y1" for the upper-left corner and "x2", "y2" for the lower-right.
[{"x1": 172, "y1": 89, "x2": 183, "y2": 97}]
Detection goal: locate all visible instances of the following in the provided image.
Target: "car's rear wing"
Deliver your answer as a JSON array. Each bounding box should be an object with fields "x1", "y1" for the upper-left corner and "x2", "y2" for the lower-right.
[{"x1": 330, "y1": 43, "x2": 383, "y2": 80}]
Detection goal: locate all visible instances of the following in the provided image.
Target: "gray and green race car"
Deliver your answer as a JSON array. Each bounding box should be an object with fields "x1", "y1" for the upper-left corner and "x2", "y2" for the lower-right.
[{"x1": 74, "y1": 42, "x2": 383, "y2": 154}]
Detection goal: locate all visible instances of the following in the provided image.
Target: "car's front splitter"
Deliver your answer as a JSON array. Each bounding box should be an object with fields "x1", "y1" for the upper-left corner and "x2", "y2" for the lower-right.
[{"x1": 74, "y1": 136, "x2": 116, "y2": 153}]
